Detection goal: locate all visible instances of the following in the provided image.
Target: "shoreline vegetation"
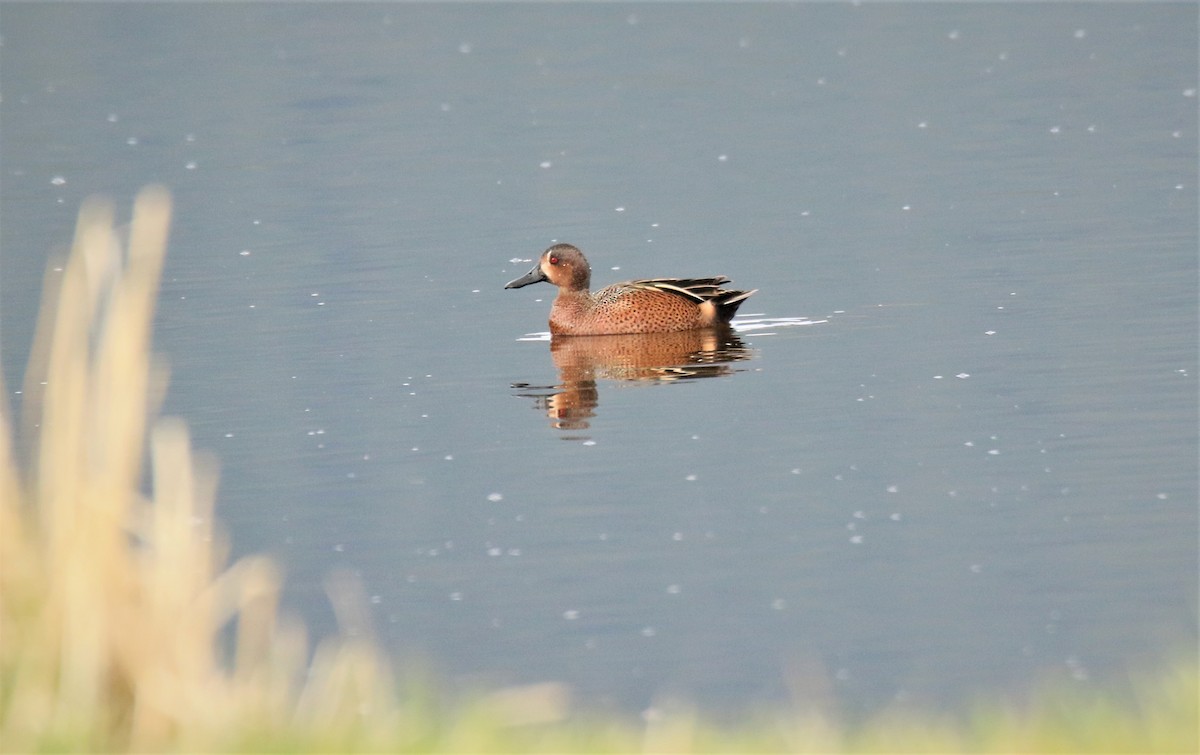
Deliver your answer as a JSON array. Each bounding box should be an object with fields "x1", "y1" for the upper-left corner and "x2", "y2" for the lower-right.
[{"x1": 1, "y1": 187, "x2": 1195, "y2": 752}]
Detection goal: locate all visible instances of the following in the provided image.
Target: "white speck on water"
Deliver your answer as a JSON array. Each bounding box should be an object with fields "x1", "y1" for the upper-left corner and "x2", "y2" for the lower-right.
[
  {"x1": 790, "y1": 468, "x2": 802, "y2": 474},
  {"x1": 185, "y1": 161, "x2": 197, "y2": 170},
  {"x1": 886, "y1": 485, "x2": 898, "y2": 493},
  {"x1": 672, "y1": 532, "x2": 684, "y2": 541},
  {"x1": 50, "y1": 175, "x2": 66, "y2": 186},
  {"x1": 563, "y1": 610, "x2": 579, "y2": 620},
  {"x1": 933, "y1": 375, "x2": 944, "y2": 380},
  {"x1": 107, "y1": 113, "x2": 119, "y2": 122},
  {"x1": 443, "y1": 455, "x2": 453, "y2": 461},
  {"x1": 487, "y1": 547, "x2": 502, "y2": 557},
  {"x1": 956, "y1": 373, "x2": 970, "y2": 379},
  {"x1": 1049, "y1": 126, "x2": 1061, "y2": 134},
  {"x1": 457, "y1": 42, "x2": 472, "y2": 54},
  {"x1": 902, "y1": 205, "x2": 911, "y2": 211},
  {"x1": 684, "y1": 474, "x2": 697, "y2": 481},
  {"x1": 370, "y1": 595, "x2": 382, "y2": 605},
  {"x1": 1073, "y1": 28, "x2": 1087, "y2": 39},
  {"x1": 1184, "y1": 88, "x2": 1197, "y2": 97},
  {"x1": 666, "y1": 584, "x2": 681, "y2": 594},
  {"x1": 224, "y1": 433, "x2": 234, "y2": 439},
  {"x1": 449, "y1": 592, "x2": 463, "y2": 601},
  {"x1": 849, "y1": 535, "x2": 863, "y2": 544},
  {"x1": 985, "y1": 330, "x2": 996, "y2": 335},
  {"x1": 854, "y1": 510, "x2": 867, "y2": 519},
  {"x1": 917, "y1": 121, "x2": 928, "y2": 129},
  {"x1": 582, "y1": 440, "x2": 596, "y2": 446},
  {"x1": 239, "y1": 250, "x2": 251, "y2": 256},
  {"x1": 771, "y1": 598, "x2": 787, "y2": 610},
  {"x1": 539, "y1": 160, "x2": 552, "y2": 169},
  {"x1": 987, "y1": 449, "x2": 1000, "y2": 455},
  {"x1": 890, "y1": 512, "x2": 902, "y2": 521},
  {"x1": 487, "y1": 492, "x2": 503, "y2": 502},
  {"x1": 333, "y1": 543, "x2": 345, "y2": 552},
  {"x1": 1156, "y1": 493, "x2": 1169, "y2": 500},
  {"x1": 615, "y1": 206, "x2": 625, "y2": 212},
  {"x1": 641, "y1": 627, "x2": 657, "y2": 637},
  {"x1": 965, "y1": 441, "x2": 974, "y2": 447},
  {"x1": 947, "y1": 29, "x2": 960, "y2": 40},
  {"x1": 717, "y1": 154, "x2": 728, "y2": 161},
  {"x1": 126, "y1": 136, "x2": 138, "y2": 146}
]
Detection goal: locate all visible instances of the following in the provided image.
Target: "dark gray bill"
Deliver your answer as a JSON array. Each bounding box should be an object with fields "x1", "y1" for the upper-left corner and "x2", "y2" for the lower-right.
[{"x1": 505, "y1": 264, "x2": 548, "y2": 289}]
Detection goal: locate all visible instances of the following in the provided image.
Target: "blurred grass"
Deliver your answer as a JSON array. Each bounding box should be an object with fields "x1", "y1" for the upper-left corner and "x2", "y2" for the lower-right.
[{"x1": 0, "y1": 186, "x2": 1195, "y2": 753}]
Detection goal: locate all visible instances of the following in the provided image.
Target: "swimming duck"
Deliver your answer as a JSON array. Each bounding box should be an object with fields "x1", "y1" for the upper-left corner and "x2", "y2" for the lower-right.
[{"x1": 505, "y1": 243, "x2": 756, "y2": 336}]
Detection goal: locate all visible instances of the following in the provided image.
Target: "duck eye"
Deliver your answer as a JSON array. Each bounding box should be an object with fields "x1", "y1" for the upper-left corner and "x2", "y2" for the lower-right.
[{"x1": 549, "y1": 256, "x2": 559, "y2": 265}]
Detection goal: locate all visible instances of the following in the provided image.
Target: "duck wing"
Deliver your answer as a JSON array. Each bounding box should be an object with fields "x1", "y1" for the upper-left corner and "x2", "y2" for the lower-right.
[{"x1": 625, "y1": 277, "x2": 734, "y2": 303}]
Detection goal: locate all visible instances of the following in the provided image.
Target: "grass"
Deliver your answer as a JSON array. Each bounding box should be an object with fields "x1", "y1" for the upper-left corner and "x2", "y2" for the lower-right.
[{"x1": 1, "y1": 186, "x2": 1195, "y2": 752}]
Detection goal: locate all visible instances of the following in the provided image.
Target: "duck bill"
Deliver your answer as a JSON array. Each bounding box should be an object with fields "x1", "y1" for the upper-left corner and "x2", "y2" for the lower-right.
[{"x1": 505, "y1": 263, "x2": 548, "y2": 289}]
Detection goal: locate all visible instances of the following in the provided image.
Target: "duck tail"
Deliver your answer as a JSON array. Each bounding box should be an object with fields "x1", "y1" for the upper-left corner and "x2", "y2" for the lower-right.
[{"x1": 714, "y1": 288, "x2": 757, "y2": 323}]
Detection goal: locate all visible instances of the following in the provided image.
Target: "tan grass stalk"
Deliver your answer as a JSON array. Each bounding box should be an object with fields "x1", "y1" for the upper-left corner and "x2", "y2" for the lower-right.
[{"x1": 0, "y1": 187, "x2": 394, "y2": 752}]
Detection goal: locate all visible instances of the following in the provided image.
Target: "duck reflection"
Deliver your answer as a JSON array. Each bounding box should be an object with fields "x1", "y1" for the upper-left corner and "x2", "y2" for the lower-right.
[{"x1": 513, "y1": 327, "x2": 755, "y2": 432}]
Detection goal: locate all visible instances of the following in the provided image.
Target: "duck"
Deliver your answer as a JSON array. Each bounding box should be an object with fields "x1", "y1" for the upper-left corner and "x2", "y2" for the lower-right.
[{"x1": 505, "y1": 243, "x2": 756, "y2": 336}]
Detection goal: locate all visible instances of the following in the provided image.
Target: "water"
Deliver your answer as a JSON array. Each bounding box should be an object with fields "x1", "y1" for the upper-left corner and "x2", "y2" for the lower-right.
[{"x1": 2, "y1": 3, "x2": 1196, "y2": 717}]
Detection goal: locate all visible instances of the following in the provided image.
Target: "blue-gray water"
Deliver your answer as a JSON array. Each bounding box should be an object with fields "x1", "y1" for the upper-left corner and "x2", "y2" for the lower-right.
[{"x1": 2, "y1": 3, "x2": 1196, "y2": 717}]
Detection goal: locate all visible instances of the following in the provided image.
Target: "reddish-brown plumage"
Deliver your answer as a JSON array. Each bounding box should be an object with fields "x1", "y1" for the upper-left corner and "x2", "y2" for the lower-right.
[{"x1": 506, "y1": 244, "x2": 756, "y2": 336}]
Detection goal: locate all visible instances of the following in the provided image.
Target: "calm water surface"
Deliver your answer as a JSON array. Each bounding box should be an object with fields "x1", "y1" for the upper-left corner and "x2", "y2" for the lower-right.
[{"x1": 2, "y1": 4, "x2": 1196, "y2": 716}]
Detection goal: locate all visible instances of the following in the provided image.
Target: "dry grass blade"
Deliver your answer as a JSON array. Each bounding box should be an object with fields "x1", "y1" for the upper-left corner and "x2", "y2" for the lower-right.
[{"x1": 0, "y1": 186, "x2": 392, "y2": 752}]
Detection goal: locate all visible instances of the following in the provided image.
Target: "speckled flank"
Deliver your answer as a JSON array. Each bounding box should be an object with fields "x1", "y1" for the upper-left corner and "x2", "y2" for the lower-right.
[{"x1": 505, "y1": 243, "x2": 757, "y2": 336}]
